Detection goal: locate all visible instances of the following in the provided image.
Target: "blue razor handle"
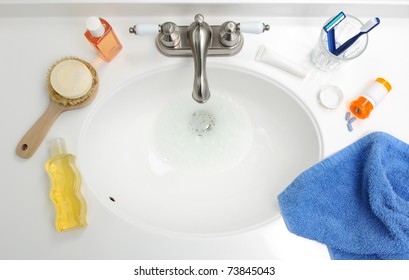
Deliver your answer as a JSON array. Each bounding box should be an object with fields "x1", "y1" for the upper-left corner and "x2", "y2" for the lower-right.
[
  {"x1": 323, "y1": 12, "x2": 346, "y2": 53},
  {"x1": 327, "y1": 29, "x2": 336, "y2": 53}
]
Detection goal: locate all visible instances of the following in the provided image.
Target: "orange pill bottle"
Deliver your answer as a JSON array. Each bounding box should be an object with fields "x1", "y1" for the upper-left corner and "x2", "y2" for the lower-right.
[{"x1": 350, "y1": 77, "x2": 392, "y2": 119}]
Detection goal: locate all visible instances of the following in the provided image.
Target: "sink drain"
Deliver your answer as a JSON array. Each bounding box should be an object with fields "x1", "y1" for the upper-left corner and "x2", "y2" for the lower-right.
[{"x1": 189, "y1": 111, "x2": 215, "y2": 136}]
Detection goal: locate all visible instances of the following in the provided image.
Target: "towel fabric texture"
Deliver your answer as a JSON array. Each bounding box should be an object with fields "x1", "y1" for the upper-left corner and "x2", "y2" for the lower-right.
[{"x1": 278, "y1": 132, "x2": 409, "y2": 260}]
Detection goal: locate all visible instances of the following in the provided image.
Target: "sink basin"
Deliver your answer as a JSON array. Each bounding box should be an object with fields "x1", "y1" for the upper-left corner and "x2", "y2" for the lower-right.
[{"x1": 78, "y1": 64, "x2": 322, "y2": 236}]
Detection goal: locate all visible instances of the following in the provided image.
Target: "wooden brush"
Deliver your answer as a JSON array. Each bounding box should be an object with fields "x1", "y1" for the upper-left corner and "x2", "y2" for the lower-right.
[{"x1": 16, "y1": 57, "x2": 99, "y2": 159}]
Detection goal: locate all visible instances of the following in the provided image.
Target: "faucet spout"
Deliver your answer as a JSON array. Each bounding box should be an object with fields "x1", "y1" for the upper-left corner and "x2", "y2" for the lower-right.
[{"x1": 188, "y1": 14, "x2": 212, "y2": 103}]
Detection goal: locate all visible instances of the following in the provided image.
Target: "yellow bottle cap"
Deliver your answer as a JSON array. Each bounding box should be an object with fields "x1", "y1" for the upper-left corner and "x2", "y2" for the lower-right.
[
  {"x1": 375, "y1": 77, "x2": 392, "y2": 92},
  {"x1": 50, "y1": 138, "x2": 68, "y2": 157}
]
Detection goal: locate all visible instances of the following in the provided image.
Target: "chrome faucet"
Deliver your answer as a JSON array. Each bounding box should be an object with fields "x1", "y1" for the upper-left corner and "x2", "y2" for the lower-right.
[
  {"x1": 188, "y1": 14, "x2": 212, "y2": 103},
  {"x1": 129, "y1": 14, "x2": 269, "y2": 104}
]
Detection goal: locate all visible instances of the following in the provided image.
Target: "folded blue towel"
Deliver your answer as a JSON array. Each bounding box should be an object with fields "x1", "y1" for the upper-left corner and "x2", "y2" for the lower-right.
[{"x1": 278, "y1": 132, "x2": 409, "y2": 260}]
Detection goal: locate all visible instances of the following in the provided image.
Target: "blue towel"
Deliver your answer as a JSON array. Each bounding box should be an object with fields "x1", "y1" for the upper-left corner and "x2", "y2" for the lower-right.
[{"x1": 278, "y1": 132, "x2": 409, "y2": 260}]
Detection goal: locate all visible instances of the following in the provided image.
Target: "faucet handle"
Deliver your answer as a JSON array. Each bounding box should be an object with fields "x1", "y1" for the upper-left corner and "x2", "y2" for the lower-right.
[
  {"x1": 129, "y1": 24, "x2": 160, "y2": 36},
  {"x1": 219, "y1": 21, "x2": 240, "y2": 47},
  {"x1": 238, "y1": 21, "x2": 270, "y2": 34},
  {"x1": 158, "y1": 22, "x2": 181, "y2": 47},
  {"x1": 219, "y1": 20, "x2": 270, "y2": 47},
  {"x1": 129, "y1": 22, "x2": 181, "y2": 47}
]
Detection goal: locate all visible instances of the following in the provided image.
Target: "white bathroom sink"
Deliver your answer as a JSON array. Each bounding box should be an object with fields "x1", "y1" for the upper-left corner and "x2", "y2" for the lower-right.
[{"x1": 78, "y1": 64, "x2": 322, "y2": 236}]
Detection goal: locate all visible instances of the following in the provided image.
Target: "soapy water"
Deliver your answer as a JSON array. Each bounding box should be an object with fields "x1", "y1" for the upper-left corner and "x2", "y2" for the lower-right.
[{"x1": 152, "y1": 91, "x2": 253, "y2": 172}]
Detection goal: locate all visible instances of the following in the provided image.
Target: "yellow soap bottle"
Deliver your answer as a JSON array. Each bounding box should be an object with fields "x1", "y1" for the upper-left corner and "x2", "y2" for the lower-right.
[{"x1": 45, "y1": 138, "x2": 87, "y2": 232}]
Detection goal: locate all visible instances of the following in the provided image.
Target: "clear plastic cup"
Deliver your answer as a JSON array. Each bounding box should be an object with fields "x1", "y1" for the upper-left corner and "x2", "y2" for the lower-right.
[{"x1": 311, "y1": 15, "x2": 368, "y2": 71}]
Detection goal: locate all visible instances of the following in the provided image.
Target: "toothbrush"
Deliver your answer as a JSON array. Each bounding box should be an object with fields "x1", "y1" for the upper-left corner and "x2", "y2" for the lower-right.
[
  {"x1": 333, "y1": 17, "x2": 380, "y2": 56},
  {"x1": 323, "y1": 12, "x2": 346, "y2": 53}
]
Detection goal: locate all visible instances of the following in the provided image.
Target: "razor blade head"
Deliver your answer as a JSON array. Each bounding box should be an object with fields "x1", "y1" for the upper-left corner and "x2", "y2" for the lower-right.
[{"x1": 323, "y1": 11, "x2": 346, "y2": 33}]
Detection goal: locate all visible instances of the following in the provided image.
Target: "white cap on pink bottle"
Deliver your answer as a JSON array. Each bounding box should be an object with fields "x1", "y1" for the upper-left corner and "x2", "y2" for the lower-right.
[{"x1": 86, "y1": 17, "x2": 105, "y2": 37}]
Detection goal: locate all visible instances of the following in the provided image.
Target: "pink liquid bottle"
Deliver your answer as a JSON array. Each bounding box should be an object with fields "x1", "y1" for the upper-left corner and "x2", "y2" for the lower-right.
[{"x1": 85, "y1": 17, "x2": 123, "y2": 62}]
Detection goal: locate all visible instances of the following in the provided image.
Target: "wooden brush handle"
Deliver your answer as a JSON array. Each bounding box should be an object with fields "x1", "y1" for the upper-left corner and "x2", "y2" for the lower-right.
[{"x1": 16, "y1": 101, "x2": 65, "y2": 159}]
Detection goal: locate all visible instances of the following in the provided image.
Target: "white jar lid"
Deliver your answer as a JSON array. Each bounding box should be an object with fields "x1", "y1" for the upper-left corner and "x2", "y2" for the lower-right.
[
  {"x1": 317, "y1": 85, "x2": 343, "y2": 110},
  {"x1": 86, "y1": 17, "x2": 105, "y2": 37}
]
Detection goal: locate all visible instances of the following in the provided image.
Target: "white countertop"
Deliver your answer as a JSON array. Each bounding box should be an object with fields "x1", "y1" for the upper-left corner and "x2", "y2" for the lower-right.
[{"x1": 1, "y1": 1, "x2": 409, "y2": 259}]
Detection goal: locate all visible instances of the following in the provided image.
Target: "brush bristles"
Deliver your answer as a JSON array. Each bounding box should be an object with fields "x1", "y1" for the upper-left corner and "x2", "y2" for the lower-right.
[
  {"x1": 361, "y1": 17, "x2": 380, "y2": 33},
  {"x1": 47, "y1": 57, "x2": 98, "y2": 106}
]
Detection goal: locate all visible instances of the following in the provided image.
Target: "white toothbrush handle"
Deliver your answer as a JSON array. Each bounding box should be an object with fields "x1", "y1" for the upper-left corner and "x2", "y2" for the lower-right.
[
  {"x1": 129, "y1": 24, "x2": 160, "y2": 36},
  {"x1": 239, "y1": 21, "x2": 269, "y2": 34}
]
